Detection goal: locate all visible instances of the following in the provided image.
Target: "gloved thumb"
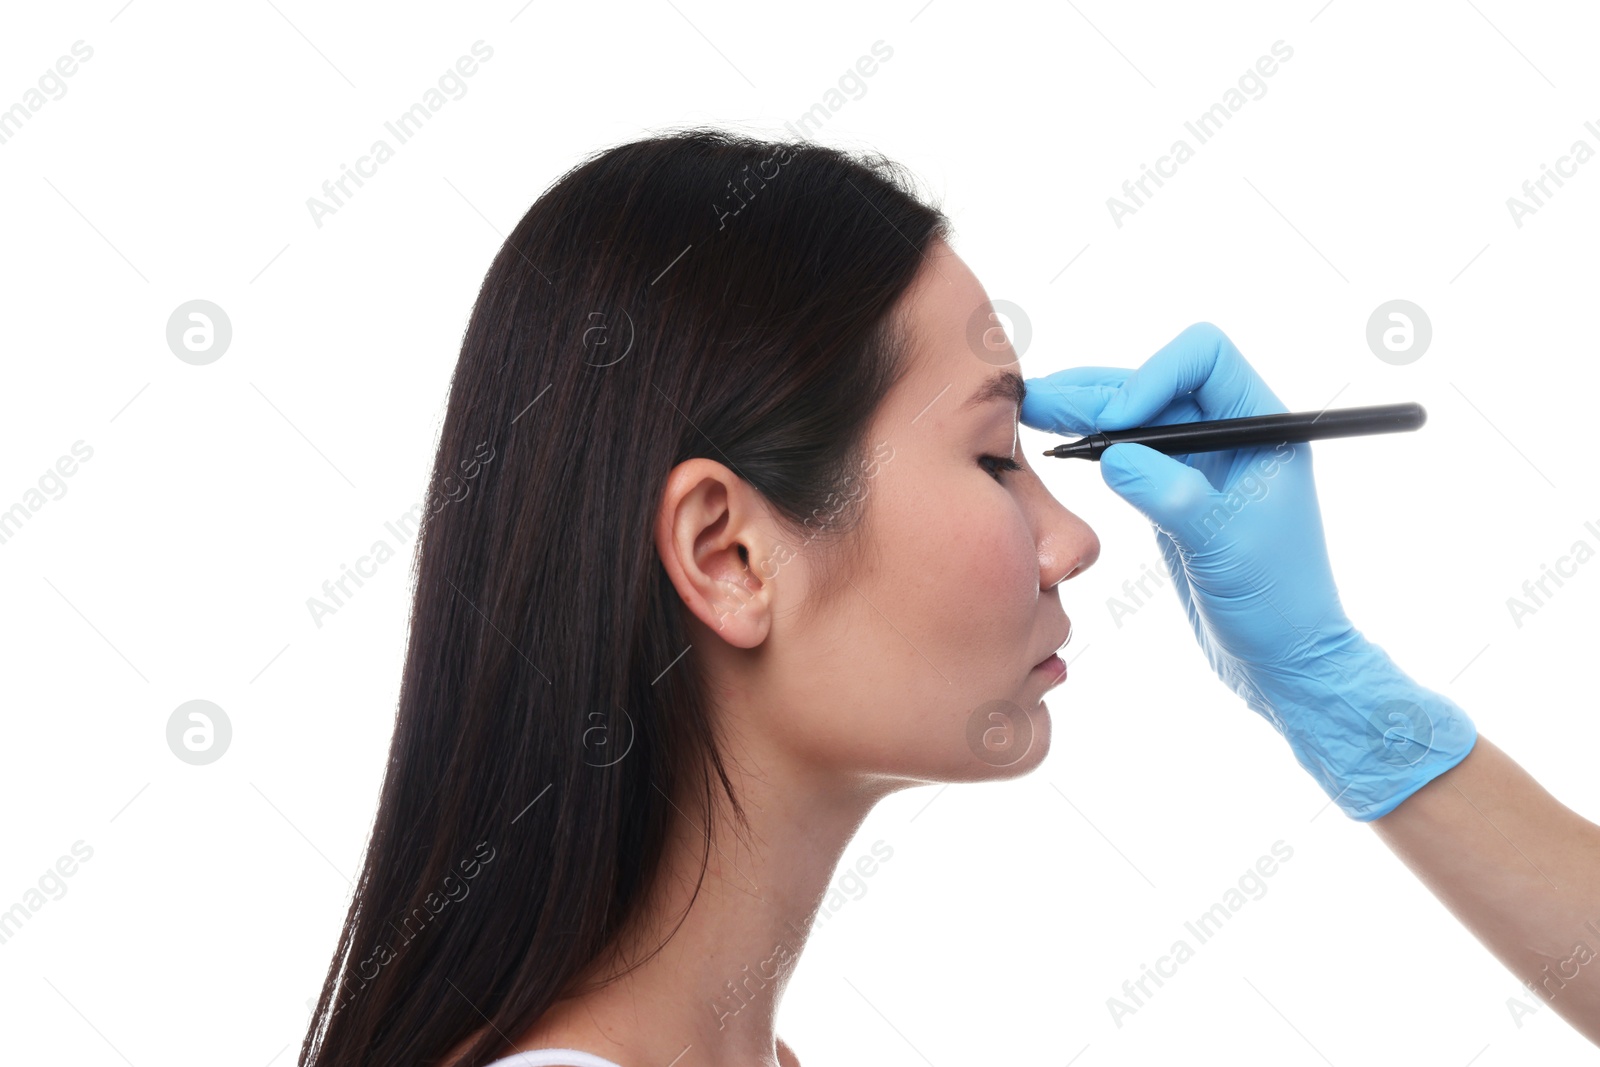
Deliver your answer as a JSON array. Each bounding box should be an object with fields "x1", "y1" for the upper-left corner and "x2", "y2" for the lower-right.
[{"x1": 1099, "y1": 443, "x2": 1219, "y2": 546}]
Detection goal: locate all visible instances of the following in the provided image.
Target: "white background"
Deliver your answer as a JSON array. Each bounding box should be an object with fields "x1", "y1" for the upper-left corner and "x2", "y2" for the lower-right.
[{"x1": 2, "y1": 1, "x2": 1597, "y2": 1064}]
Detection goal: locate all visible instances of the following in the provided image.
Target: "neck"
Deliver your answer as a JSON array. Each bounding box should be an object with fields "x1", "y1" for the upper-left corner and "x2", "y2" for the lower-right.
[{"x1": 527, "y1": 761, "x2": 890, "y2": 1067}]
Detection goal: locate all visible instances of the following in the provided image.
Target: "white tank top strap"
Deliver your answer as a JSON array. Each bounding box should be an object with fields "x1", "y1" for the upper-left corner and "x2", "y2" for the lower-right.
[{"x1": 479, "y1": 1049, "x2": 625, "y2": 1067}]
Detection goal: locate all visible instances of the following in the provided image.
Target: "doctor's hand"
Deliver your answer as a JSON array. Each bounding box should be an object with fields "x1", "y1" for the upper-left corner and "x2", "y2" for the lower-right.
[{"x1": 1021, "y1": 322, "x2": 1475, "y2": 820}]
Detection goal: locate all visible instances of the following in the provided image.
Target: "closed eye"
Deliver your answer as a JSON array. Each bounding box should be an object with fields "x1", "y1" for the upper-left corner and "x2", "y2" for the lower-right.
[{"x1": 979, "y1": 454, "x2": 1023, "y2": 482}]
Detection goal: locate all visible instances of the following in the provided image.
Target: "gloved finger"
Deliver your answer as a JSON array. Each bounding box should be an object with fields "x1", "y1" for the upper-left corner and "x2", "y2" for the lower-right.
[
  {"x1": 1096, "y1": 322, "x2": 1288, "y2": 432},
  {"x1": 1019, "y1": 375, "x2": 1123, "y2": 435},
  {"x1": 1099, "y1": 442, "x2": 1222, "y2": 546},
  {"x1": 1028, "y1": 365, "x2": 1132, "y2": 389},
  {"x1": 1021, "y1": 366, "x2": 1213, "y2": 435}
]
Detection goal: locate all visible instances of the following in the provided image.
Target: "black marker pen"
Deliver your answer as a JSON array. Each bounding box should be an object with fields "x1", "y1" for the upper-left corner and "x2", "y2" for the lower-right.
[{"x1": 1041, "y1": 402, "x2": 1426, "y2": 460}]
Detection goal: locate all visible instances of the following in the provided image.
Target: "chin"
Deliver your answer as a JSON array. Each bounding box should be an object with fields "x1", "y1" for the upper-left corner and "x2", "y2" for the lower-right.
[
  {"x1": 984, "y1": 724, "x2": 1051, "y2": 779},
  {"x1": 949, "y1": 696, "x2": 1053, "y2": 781}
]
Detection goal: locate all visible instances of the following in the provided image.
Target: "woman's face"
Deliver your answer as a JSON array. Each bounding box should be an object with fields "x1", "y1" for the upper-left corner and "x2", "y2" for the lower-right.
[{"x1": 667, "y1": 237, "x2": 1101, "y2": 789}]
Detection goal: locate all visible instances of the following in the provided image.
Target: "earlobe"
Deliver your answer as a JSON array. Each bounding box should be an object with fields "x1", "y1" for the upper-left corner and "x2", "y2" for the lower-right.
[{"x1": 653, "y1": 459, "x2": 774, "y2": 649}]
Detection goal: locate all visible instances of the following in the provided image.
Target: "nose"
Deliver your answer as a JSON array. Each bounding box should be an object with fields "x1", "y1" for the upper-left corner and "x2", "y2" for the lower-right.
[{"x1": 1031, "y1": 481, "x2": 1100, "y2": 590}]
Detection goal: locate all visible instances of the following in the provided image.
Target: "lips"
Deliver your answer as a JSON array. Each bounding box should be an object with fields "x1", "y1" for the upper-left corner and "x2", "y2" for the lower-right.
[
  {"x1": 1033, "y1": 617, "x2": 1072, "y2": 671},
  {"x1": 1032, "y1": 653, "x2": 1068, "y2": 686}
]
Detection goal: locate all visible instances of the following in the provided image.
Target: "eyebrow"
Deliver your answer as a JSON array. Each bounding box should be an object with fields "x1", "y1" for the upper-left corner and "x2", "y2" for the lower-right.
[{"x1": 959, "y1": 370, "x2": 1027, "y2": 413}]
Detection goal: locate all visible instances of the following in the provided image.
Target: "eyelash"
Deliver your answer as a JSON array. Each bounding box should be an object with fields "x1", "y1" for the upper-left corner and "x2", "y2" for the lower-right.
[{"x1": 979, "y1": 454, "x2": 1023, "y2": 482}]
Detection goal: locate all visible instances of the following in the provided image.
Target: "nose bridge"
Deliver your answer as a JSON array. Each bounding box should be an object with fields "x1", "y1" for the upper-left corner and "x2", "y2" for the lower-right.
[{"x1": 1030, "y1": 476, "x2": 1100, "y2": 588}]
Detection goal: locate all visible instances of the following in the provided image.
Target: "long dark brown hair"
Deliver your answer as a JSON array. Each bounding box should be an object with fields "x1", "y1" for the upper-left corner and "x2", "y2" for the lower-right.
[{"x1": 299, "y1": 127, "x2": 949, "y2": 1067}]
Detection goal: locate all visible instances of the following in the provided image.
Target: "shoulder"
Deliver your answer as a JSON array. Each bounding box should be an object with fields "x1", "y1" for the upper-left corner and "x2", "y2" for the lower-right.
[{"x1": 777, "y1": 1035, "x2": 801, "y2": 1067}]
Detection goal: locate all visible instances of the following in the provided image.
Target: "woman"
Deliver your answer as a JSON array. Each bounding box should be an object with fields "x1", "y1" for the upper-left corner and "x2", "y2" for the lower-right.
[{"x1": 299, "y1": 129, "x2": 1600, "y2": 1067}]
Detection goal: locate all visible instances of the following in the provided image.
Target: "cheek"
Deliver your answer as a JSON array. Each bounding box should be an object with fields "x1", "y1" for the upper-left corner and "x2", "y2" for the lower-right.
[
  {"x1": 890, "y1": 473, "x2": 1037, "y2": 643},
  {"x1": 946, "y1": 490, "x2": 1037, "y2": 602},
  {"x1": 849, "y1": 455, "x2": 1039, "y2": 667}
]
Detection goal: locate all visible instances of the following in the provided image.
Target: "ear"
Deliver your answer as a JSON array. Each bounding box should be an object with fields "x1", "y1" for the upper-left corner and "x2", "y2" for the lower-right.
[{"x1": 654, "y1": 458, "x2": 776, "y2": 648}]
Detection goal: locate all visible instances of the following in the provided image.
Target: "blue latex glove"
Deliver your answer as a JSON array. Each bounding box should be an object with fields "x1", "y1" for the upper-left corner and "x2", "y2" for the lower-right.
[{"x1": 1021, "y1": 322, "x2": 1476, "y2": 820}]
